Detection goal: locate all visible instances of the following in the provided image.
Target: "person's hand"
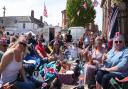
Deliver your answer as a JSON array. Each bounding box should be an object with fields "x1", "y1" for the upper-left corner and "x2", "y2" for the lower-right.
[
  {"x1": 100, "y1": 68, "x2": 106, "y2": 71},
  {"x1": 83, "y1": 47, "x2": 89, "y2": 55},
  {"x1": 2, "y1": 82, "x2": 10, "y2": 89},
  {"x1": 102, "y1": 53, "x2": 107, "y2": 63},
  {"x1": 101, "y1": 68, "x2": 110, "y2": 72}
]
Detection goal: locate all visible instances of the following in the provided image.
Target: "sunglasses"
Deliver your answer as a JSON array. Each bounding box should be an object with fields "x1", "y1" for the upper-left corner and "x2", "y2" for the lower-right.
[
  {"x1": 19, "y1": 42, "x2": 27, "y2": 47},
  {"x1": 114, "y1": 41, "x2": 123, "y2": 44}
]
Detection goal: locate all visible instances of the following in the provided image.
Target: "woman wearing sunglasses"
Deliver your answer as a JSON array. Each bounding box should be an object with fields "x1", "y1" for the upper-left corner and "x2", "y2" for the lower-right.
[
  {"x1": 96, "y1": 33, "x2": 128, "y2": 89},
  {"x1": 0, "y1": 35, "x2": 36, "y2": 89}
]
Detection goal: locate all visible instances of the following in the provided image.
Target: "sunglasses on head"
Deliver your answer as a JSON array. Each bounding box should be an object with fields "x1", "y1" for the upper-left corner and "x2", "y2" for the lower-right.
[
  {"x1": 19, "y1": 42, "x2": 27, "y2": 47},
  {"x1": 115, "y1": 41, "x2": 123, "y2": 44}
]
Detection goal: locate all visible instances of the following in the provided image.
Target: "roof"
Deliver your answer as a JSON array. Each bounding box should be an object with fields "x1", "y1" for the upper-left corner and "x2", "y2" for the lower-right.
[
  {"x1": 30, "y1": 17, "x2": 43, "y2": 27},
  {"x1": 0, "y1": 16, "x2": 43, "y2": 27}
]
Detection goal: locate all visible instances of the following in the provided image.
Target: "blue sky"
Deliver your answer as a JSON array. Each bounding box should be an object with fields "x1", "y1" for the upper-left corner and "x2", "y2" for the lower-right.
[{"x1": 0, "y1": 0, "x2": 102, "y2": 30}]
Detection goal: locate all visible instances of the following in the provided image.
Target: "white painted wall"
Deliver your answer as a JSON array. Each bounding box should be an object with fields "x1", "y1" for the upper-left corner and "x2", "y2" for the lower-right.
[
  {"x1": 5, "y1": 22, "x2": 39, "y2": 35},
  {"x1": 68, "y1": 27, "x2": 86, "y2": 42}
]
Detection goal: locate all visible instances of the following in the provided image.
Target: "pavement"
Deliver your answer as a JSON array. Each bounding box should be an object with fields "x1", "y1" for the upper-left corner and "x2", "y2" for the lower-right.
[{"x1": 61, "y1": 84, "x2": 88, "y2": 89}]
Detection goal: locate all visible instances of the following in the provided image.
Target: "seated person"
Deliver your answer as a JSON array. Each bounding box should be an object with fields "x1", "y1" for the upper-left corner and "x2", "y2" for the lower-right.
[
  {"x1": 35, "y1": 37, "x2": 48, "y2": 59},
  {"x1": 0, "y1": 35, "x2": 37, "y2": 89},
  {"x1": 96, "y1": 33, "x2": 128, "y2": 89},
  {"x1": 67, "y1": 42, "x2": 79, "y2": 60},
  {"x1": 49, "y1": 34, "x2": 64, "y2": 50},
  {"x1": 49, "y1": 41, "x2": 64, "y2": 61},
  {"x1": 84, "y1": 37, "x2": 106, "y2": 86}
]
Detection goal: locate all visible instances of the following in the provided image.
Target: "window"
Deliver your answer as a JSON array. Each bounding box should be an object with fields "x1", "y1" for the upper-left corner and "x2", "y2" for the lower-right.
[
  {"x1": 23, "y1": 23, "x2": 25, "y2": 28},
  {"x1": 15, "y1": 20, "x2": 17, "y2": 23},
  {"x1": 1, "y1": 20, "x2": 3, "y2": 23}
]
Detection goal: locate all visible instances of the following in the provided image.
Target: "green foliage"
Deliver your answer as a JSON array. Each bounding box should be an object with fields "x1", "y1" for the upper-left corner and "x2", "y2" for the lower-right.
[{"x1": 66, "y1": 0, "x2": 96, "y2": 27}]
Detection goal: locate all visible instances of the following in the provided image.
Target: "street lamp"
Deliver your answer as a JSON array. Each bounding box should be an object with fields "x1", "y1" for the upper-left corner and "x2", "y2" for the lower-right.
[
  {"x1": 2, "y1": 6, "x2": 6, "y2": 27},
  {"x1": 3, "y1": 6, "x2": 6, "y2": 17}
]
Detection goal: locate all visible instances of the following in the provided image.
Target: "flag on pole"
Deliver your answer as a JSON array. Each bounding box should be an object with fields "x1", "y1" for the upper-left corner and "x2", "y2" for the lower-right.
[
  {"x1": 82, "y1": 2, "x2": 87, "y2": 9},
  {"x1": 43, "y1": 2, "x2": 48, "y2": 17},
  {"x1": 107, "y1": 6, "x2": 119, "y2": 40},
  {"x1": 93, "y1": 0, "x2": 98, "y2": 7}
]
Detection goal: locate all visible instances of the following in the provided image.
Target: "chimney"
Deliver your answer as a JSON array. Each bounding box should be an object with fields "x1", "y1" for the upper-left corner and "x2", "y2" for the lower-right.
[
  {"x1": 31, "y1": 10, "x2": 34, "y2": 18},
  {"x1": 40, "y1": 16, "x2": 43, "y2": 22}
]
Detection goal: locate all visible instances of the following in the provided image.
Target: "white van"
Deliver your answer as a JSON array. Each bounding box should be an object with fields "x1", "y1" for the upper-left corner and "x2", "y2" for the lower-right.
[{"x1": 68, "y1": 27, "x2": 85, "y2": 42}]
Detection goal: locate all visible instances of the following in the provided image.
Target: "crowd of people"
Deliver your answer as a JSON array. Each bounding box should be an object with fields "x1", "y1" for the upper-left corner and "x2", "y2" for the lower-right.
[{"x1": 0, "y1": 26, "x2": 128, "y2": 89}]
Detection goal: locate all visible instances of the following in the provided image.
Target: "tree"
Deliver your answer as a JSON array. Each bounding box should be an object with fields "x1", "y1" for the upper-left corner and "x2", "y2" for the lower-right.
[{"x1": 66, "y1": 0, "x2": 96, "y2": 27}]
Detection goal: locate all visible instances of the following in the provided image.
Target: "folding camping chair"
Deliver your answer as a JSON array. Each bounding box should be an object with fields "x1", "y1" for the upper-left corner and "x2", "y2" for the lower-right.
[{"x1": 109, "y1": 77, "x2": 128, "y2": 89}]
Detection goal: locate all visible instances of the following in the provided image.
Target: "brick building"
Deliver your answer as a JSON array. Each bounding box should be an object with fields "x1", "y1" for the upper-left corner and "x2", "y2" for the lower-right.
[
  {"x1": 61, "y1": 10, "x2": 68, "y2": 30},
  {"x1": 101, "y1": 0, "x2": 128, "y2": 40}
]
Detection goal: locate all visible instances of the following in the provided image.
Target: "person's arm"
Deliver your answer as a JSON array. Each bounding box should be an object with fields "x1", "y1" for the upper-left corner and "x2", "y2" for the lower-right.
[
  {"x1": 101, "y1": 66, "x2": 118, "y2": 72},
  {"x1": 82, "y1": 46, "x2": 91, "y2": 62},
  {"x1": 0, "y1": 50, "x2": 13, "y2": 74},
  {"x1": 48, "y1": 53, "x2": 55, "y2": 61},
  {"x1": 105, "y1": 57, "x2": 128, "y2": 72},
  {"x1": 35, "y1": 46, "x2": 48, "y2": 59},
  {"x1": 0, "y1": 50, "x2": 13, "y2": 87},
  {"x1": 101, "y1": 53, "x2": 107, "y2": 64},
  {"x1": 19, "y1": 66, "x2": 28, "y2": 82},
  {"x1": 48, "y1": 53, "x2": 59, "y2": 61},
  {"x1": 36, "y1": 49, "x2": 45, "y2": 59},
  {"x1": 60, "y1": 52, "x2": 64, "y2": 61},
  {"x1": 102, "y1": 50, "x2": 128, "y2": 72}
]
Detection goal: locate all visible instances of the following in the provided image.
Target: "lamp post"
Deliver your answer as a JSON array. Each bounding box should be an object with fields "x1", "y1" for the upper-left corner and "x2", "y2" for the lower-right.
[
  {"x1": 2, "y1": 6, "x2": 6, "y2": 27},
  {"x1": 3, "y1": 6, "x2": 6, "y2": 17}
]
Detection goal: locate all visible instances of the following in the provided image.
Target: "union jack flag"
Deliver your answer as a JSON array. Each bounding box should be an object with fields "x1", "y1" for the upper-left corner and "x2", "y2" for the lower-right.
[
  {"x1": 108, "y1": 6, "x2": 119, "y2": 40},
  {"x1": 43, "y1": 2, "x2": 48, "y2": 17}
]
